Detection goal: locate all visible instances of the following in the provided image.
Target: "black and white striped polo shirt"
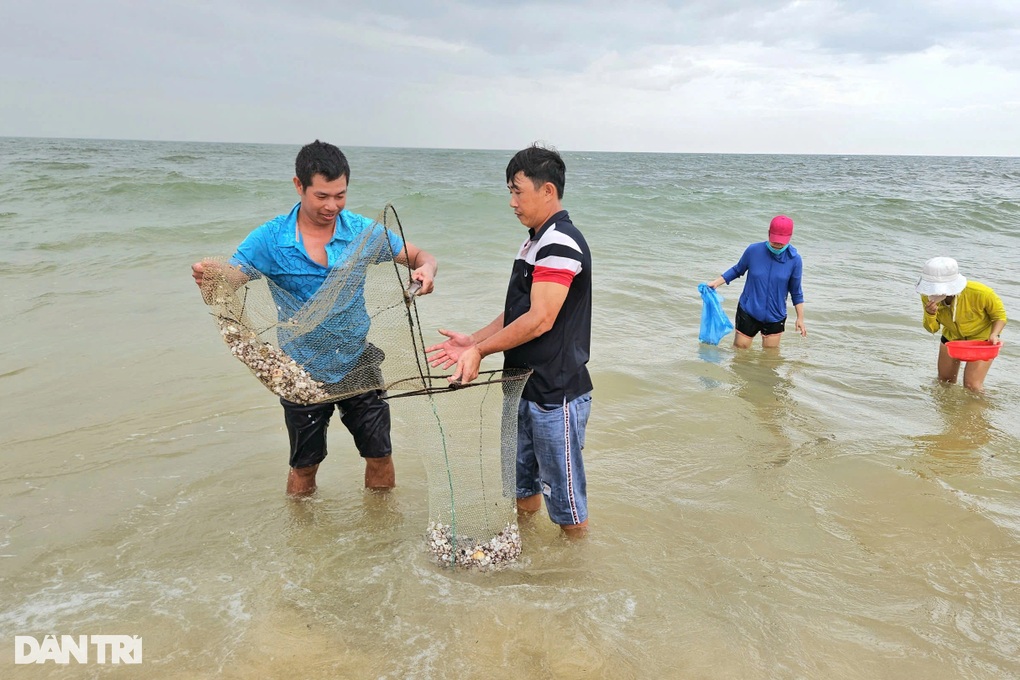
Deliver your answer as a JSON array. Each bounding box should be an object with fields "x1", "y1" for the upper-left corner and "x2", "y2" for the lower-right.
[{"x1": 503, "y1": 210, "x2": 593, "y2": 404}]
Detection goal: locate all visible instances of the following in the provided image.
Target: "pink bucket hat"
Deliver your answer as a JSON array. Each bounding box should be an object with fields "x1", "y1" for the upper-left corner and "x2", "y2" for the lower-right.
[{"x1": 769, "y1": 215, "x2": 794, "y2": 245}]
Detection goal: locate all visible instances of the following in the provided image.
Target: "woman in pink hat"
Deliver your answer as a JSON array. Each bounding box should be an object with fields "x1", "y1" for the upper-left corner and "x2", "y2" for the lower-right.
[
  {"x1": 916, "y1": 256, "x2": 1006, "y2": 392},
  {"x1": 708, "y1": 215, "x2": 806, "y2": 349}
]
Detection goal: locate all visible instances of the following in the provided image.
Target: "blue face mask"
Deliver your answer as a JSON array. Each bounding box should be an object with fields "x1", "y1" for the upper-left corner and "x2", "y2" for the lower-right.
[{"x1": 767, "y1": 242, "x2": 789, "y2": 255}]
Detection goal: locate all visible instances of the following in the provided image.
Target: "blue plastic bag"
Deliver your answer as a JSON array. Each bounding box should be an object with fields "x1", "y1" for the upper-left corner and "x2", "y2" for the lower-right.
[{"x1": 697, "y1": 283, "x2": 734, "y2": 345}]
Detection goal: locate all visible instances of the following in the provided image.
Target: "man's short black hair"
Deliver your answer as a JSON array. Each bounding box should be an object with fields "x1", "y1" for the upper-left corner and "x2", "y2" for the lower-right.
[
  {"x1": 506, "y1": 143, "x2": 566, "y2": 199},
  {"x1": 295, "y1": 140, "x2": 350, "y2": 189}
]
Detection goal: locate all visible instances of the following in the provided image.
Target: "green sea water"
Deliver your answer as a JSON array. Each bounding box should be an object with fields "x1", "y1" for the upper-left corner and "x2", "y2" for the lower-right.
[{"x1": 1, "y1": 137, "x2": 1019, "y2": 678}]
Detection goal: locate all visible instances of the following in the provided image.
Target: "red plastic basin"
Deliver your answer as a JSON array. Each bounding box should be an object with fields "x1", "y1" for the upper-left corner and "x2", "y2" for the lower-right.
[{"x1": 945, "y1": 340, "x2": 1001, "y2": 362}]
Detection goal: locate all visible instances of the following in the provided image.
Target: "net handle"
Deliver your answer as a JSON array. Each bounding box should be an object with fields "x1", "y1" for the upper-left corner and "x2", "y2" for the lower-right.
[{"x1": 382, "y1": 369, "x2": 532, "y2": 400}]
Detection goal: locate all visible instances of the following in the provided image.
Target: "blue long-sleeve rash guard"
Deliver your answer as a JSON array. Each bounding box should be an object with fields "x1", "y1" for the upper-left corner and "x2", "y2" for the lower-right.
[{"x1": 722, "y1": 242, "x2": 804, "y2": 323}]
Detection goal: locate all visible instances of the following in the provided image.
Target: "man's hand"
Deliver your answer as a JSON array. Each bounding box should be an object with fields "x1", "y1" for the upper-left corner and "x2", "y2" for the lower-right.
[
  {"x1": 410, "y1": 264, "x2": 436, "y2": 296},
  {"x1": 192, "y1": 260, "x2": 217, "y2": 288},
  {"x1": 450, "y1": 346, "x2": 482, "y2": 385},
  {"x1": 192, "y1": 259, "x2": 225, "y2": 304},
  {"x1": 398, "y1": 242, "x2": 437, "y2": 296},
  {"x1": 796, "y1": 318, "x2": 807, "y2": 337},
  {"x1": 192, "y1": 260, "x2": 248, "y2": 303},
  {"x1": 425, "y1": 329, "x2": 475, "y2": 370}
]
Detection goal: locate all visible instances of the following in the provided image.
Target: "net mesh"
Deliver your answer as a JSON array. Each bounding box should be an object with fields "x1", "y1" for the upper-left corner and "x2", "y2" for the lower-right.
[
  {"x1": 394, "y1": 371, "x2": 528, "y2": 568},
  {"x1": 199, "y1": 204, "x2": 529, "y2": 569}
]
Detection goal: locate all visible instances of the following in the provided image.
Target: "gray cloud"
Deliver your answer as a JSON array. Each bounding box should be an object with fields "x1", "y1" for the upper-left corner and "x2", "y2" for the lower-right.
[
  {"x1": 304, "y1": 1, "x2": 1020, "y2": 66},
  {"x1": 1, "y1": 0, "x2": 1018, "y2": 153}
]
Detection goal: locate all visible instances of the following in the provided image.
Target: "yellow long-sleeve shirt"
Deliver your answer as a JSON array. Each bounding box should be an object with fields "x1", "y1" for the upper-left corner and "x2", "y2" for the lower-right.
[{"x1": 921, "y1": 281, "x2": 1007, "y2": 341}]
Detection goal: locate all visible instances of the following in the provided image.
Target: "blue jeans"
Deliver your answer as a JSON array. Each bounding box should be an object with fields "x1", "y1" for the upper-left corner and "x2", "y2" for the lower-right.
[{"x1": 514, "y1": 392, "x2": 592, "y2": 526}]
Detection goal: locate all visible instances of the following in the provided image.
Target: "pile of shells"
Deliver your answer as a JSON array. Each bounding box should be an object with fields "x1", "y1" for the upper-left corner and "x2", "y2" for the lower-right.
[
  {"x1": 217, "y1": 318, "x2": 329, "y2": 404},
  {"x1": 426, "y1": 521, "x2": 522, "y2": 569}
]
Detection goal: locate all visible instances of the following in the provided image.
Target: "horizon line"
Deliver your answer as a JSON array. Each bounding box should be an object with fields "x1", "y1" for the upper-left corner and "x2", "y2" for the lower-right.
[{"x1": 1, "y1": 134, "x2": 1018, "y2": 160}]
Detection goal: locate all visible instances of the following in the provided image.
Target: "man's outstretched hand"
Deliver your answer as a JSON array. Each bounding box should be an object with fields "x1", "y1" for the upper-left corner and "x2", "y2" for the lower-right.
[{"x1": 425, "y1": 329, "x2": 475, "y2": 370}]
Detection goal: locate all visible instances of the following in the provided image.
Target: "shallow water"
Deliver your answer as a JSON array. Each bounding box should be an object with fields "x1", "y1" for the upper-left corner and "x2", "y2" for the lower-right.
[{"x1": 1, "y1": 138, "x2": 1019, "y2": 678}]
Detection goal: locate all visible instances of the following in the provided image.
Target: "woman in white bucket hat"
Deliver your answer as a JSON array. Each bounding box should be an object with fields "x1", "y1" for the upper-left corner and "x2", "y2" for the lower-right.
[{"x1": 916, "y1": 256, "x2": 1007, "y2": 392}]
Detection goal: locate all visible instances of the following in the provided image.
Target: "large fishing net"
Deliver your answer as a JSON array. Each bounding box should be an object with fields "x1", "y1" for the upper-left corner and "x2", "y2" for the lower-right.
[
  {"x1": 391, "y1": 373, "x2": 527, "y2": 568},
  {"x1": 197, "y1": 205, "x2": 529, "y2": 569}
]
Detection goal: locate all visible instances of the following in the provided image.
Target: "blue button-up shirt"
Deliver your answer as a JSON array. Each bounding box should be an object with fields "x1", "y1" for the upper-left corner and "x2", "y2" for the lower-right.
[{"x1": 230, "y1": 202, "x2": 404, "y2": 383}]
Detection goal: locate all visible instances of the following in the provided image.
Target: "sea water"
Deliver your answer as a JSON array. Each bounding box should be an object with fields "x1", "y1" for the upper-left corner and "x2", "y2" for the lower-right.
[{"x1": 1, "y1": 137, "x2": 1019, "y2": 678}]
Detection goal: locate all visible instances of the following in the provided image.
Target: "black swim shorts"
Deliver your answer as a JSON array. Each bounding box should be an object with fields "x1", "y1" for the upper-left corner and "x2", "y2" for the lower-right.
[
  {"x1": 280, "y1": 390, "x2": 392, "y2": 469},
  {"x1": 735, "y1": 303, "x2": 787, "y2": 338}
]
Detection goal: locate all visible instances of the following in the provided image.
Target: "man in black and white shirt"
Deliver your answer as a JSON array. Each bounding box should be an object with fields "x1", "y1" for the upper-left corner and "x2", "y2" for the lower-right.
[{"x1": 427, "y1": 144, "x2": 593, "y2": 538}]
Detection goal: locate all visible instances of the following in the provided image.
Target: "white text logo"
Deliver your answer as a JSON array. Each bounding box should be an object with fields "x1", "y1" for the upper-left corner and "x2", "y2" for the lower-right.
[{"x1": 14, "y1": 635, "x2": 143, "y2": 664}]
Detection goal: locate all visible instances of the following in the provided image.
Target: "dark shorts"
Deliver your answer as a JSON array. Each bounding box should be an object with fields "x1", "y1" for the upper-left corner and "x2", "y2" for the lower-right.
[
  {"x1": 735, "y1": 304, "x2": 786, "y2": 338},
  {"x1": 280, "y1": 390, "x2": 392, "y2": 469},
  {"x1": 942, "y1": 335, "x2": 981, "y2": 346}
]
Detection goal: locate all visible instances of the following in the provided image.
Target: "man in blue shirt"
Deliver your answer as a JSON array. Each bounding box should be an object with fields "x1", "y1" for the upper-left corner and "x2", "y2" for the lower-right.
[{"x1": 192, "y1": 141, "x2": 438, "y2": 495}]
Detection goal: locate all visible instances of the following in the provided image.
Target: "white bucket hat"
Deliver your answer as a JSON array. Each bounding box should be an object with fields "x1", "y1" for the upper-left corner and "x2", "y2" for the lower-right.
[{"x1": 915, "y1": 257, "x2": 967, "y2": 296}]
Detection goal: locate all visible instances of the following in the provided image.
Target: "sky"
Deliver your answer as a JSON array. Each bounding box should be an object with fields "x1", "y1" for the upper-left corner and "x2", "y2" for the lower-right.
[{"x1": 2, "y1": 0, "x2": 1019, "y2": 155}]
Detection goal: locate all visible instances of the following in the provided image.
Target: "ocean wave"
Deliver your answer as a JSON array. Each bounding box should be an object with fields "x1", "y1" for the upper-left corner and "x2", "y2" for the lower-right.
[
  {"x1": 0, "y1": 261, "x2": 58, "y2": 276},
  {"x1": 100, "y1": 179, "x2": 249, "y2": 200},
  {"x1": 159, "y1": 154, "x2": 205, "y2": 163},
  {"x1": 9, "y1": 160, "x2": 93, "y2": 171}
]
